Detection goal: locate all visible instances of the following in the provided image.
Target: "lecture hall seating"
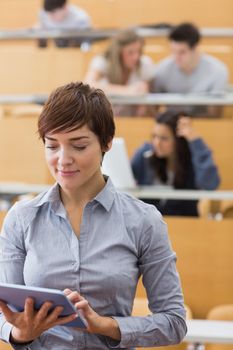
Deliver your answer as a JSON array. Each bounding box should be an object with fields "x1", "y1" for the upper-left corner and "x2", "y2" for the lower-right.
[
  {"x1": 0, "y1": 40, "x2": 232, "y2": 95},
  {"x1": 0, "y1": 0, "x2": 233, "y2": 29},
  {"x1": 0, "y1": 0, "x2": 232, "y2": 94},
  {"x1": 0, "y1": 1, "x2": 232, "y2": 349}
]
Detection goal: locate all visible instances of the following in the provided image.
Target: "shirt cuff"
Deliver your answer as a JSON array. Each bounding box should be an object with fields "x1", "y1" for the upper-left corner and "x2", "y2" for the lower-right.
[
  {"x1": 0, "y1": 320, "x2": 13, "y2": 343},
  {"x1": 105, "y1": 316, "x2": 133, "y2": 348},
  {"x1": 0, "y1": 320, "x2": 34, "y2": 350}
]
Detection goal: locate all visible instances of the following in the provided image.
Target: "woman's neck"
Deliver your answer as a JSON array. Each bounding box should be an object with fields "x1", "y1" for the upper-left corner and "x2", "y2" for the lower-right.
[
  {"x1": 60, "y1": 171, "x2": 106, "y2": 209},
  {"x1": 122, "y1": 68, "x2": 130, "y2": 84},
  {"x1": 167, "y1": 154, "x2": 175, "y2": 172}
]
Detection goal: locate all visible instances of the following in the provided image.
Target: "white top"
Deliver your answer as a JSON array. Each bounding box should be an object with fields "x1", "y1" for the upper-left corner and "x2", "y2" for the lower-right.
[
  {"x1": 89, "y1": 54, "x2": 156, "y2": 85},
  {"x1": 1, "y1": 182, "x2": 233, "y2": 201},
  {"x1": 39, "y1": 4, "x2": 91, "y2": 30},
  {"x1": 89, "y1": 55, "x2": 156, "y2": 115}
]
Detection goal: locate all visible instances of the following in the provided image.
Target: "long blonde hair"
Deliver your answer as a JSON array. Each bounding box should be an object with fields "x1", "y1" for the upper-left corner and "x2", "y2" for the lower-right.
[{"x1": 105, "y1": 29, "x2": 144, "y2": 85}]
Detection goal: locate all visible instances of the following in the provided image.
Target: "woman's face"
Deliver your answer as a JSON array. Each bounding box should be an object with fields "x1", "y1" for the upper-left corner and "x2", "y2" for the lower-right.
[
  {"x1": 151, "y1": 123, "x2": 175, "y2": 158},
  {"x1": 121, "y1": 40, "x2": 142, "y2": 70},
  {"x1": 44, "y1": 125, "x2": 107, "y2": 192}
]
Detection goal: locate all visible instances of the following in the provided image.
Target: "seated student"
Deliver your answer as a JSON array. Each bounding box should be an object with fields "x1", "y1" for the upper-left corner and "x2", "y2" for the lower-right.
[
  {"x1": 84, "y1": 29, "x2": 156, "y2": 116},
  {"x1": 131, "y1": 110, "x2": 220, "y2": 216},
  {"x1": 151, "y1": 23, "x2": 229, "y2": 118},
  {"x1": 38, "y1": 0, "x2": 92, "y2": 47}
]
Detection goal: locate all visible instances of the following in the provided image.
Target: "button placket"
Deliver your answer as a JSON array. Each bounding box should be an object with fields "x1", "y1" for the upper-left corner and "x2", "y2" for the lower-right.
[{"x1": 78, "y1": 203, "x2": 93, "y2": 294}]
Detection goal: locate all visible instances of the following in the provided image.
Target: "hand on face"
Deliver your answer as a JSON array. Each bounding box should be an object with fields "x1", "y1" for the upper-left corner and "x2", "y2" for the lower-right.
[
  {"x1": 0, "y1": 298, "x2": 77, "y2": 344},
  {"x1": 176, "y1": 116, "x2": 198, "y2": 141}
]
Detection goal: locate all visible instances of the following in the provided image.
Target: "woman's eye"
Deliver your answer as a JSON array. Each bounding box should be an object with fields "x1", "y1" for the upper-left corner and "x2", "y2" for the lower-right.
[
  {"x1": 45, "y1": 145, "x2": 57, "y2": 150},
  {"x1": 73, "y1": 146, "x2": 86, "y2": 151}
]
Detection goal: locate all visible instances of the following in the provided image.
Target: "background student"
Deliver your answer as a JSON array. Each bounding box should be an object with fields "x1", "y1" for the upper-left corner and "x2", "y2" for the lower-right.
[
  {"x1": 84, "y1": 29, "x2": 156, "y2": 116},
  {"x1": 131, "y1": 110, "x2": 220, "y2": 216},
  {"x1": 38, "y1": 0, "x2": 92, "y2": 47},
  {"x1": 152, "y1": 23, "x2": 229, "y2": 118}
]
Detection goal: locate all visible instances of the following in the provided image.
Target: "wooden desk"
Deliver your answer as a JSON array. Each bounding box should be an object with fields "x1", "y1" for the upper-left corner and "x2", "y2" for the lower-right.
[
  {"x1": 126, "y1": 188, "x2": 233, "y2": 201},
  {"x1": 1, "y1": 92, "x2": 233, "y2": 105},
  {"x1": 0, "y1": 182, "x2": 233, "y2": 203},
  {"x1": 185, "y1": 320, "x2": 233, "y2": 344},
  {"x1": 0, "y1": 0, "x2": 233, "y2": 29},
  {"x1": 109, "y1": 92, "x2": 233, "y2": 106},
  {"x1": 0, "y1": 27, "x2": 233, "y2": 41}
]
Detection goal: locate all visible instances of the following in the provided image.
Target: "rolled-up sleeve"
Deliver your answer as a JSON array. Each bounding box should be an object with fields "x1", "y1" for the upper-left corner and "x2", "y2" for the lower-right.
[{"x1": 108, "y1": 207, "x2": 187, "y2": 348}]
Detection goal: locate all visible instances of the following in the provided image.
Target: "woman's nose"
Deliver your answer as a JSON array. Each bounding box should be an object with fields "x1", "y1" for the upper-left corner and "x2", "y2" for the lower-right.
[{"x1": 57, "y1": 149, "x2": 73, "y2": 167}]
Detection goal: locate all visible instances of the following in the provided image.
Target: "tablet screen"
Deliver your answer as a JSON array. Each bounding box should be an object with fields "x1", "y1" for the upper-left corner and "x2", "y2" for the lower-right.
[{"x1": 0, "y1": 283, "x2": 87, "y2": 328}]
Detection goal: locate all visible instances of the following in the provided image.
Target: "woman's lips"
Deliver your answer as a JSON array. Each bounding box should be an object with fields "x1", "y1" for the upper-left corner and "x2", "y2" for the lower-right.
[{"x1": 57, "y1": 170, "x2": 80, "y2": 177}]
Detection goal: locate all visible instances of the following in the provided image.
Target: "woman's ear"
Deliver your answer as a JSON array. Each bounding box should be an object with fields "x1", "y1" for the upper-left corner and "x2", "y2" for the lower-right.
[
  {"x1": 104, "y1": 139, "x2": 113, "y2": 153},
  {"x1": 101, "y1": 139, "x2": 113, "y2": 165}
]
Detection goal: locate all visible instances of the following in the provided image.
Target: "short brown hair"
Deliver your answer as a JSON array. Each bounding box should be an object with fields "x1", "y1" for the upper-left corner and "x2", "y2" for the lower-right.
[
  {"x1": 44, "y1": 0, "x2": 66, "y2": 12},
  {"x1": 38, "y1": 82, "x2": 115, "y2": 149},
  {"x1": 169, "y1": 23, "x2": 201, "y2": 48}
]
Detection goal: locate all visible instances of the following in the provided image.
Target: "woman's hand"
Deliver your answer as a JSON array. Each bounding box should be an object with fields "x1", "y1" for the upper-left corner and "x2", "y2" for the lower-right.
[
  {"x1": 128, "y1": 81, "x2": 149, "y2": 95},
  {"x1": 176, "y1": 116, "x2": 198, "y2": 141},
  {"x1": 0, "y1": 298, "x2": 77, "y2": 344},
  {"x1": 64, "y1": 289, "x2": 121, "y2": 341}
]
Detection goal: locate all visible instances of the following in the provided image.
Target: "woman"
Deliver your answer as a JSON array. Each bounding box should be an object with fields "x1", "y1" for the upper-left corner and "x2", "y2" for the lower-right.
[
  {"x1": 84, "y1": 29, "x2": 156, "y2": 116},
  {"x1": 0, "y1": 82, "x2": 186, "y2": 349},
  {"x1": 131, "y1": 110, "x2": 220, "y2": 216}
]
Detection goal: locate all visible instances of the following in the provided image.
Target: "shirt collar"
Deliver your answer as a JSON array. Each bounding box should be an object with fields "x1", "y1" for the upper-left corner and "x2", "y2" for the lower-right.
[
  {"x1": 34, "y1": 176, "x2": 116, "y2": 212},
  {"x1": 34, "y1": 182, "x2": 63, "y2": 214},
  {"x1": 93, "y1": 176, "x2": 116, "y2": 212}
]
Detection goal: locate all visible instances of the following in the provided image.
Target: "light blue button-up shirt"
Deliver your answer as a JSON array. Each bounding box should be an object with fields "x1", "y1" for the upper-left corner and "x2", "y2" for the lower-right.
[{"x1": 0, "y1": 177, "x2": 186, "y2": 349}]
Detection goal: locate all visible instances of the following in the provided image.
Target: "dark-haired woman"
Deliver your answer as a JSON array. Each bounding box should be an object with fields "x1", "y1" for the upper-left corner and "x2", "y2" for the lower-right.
[{"x1": 131, "y1": 111, "x2": 220, "y2": 216}]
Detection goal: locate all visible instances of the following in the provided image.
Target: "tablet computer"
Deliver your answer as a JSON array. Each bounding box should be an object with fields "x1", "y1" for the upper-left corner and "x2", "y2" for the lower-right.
[{"x1": 0, "y1": 283, "x2": 87, "y2": 328}]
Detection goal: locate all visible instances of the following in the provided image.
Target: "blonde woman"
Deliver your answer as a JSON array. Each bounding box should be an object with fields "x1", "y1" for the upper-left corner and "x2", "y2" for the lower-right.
[{"x1": 84, "y1": 29, "x2": 156, "y2": 116}]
